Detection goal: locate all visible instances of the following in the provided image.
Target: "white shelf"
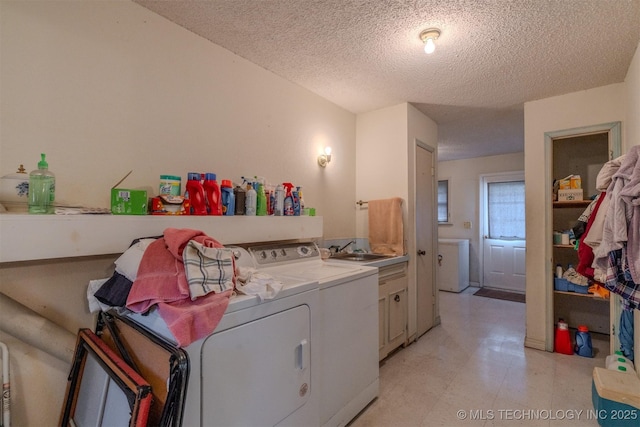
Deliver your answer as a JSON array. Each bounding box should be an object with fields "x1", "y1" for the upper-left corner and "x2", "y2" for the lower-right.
[{"x1": 0, "y1": 214, "x2": 323, "y2": 263}]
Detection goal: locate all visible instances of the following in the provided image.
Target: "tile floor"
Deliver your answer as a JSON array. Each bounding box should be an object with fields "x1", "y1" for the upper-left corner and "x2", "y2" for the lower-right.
[{"x1": 350, "y1": 288, "x2": 610, "y2": 427}]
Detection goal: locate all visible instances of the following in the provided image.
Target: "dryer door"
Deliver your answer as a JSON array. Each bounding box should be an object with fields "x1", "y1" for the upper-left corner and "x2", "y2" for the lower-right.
[{"x1": 201, "y1": 304, "x2": 312, "y2": 426}]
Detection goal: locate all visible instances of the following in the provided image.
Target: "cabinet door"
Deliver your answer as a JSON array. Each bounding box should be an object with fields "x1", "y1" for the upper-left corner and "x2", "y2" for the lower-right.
[
  {"x1": 386, "y1": 276, "x2": 407, "y2": 344},
  {"x1": 378, "y1": 290, "x2": 387, "y2": 360}
]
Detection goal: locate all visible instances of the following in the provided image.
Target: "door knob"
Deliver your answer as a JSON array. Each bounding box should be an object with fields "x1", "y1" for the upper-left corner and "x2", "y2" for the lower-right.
[
  {"x1": 417, "y1": 250, "x2": 426, "y2": 256},
  {"x1": 394, "y1": 294, "x2": 401, "y2": 302}
]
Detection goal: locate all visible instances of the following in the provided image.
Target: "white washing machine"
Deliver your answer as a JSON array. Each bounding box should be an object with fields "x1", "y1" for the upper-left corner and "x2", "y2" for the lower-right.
[
  {"x1": 247, "y1": 242, "x2": 379, "y2": 427},
  {"x1": 127, "y1": 246, "x2": 320, "y2": 427}
]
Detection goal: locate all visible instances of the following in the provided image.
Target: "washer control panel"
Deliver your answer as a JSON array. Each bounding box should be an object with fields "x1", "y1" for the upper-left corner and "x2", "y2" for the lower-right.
[{"x1": 248, "y1": 242, "x2": 320, "y2": 266}]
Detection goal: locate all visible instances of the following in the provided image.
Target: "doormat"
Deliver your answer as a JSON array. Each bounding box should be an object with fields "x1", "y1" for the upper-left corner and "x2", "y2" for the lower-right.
[{"x1": 473, "y1": 287, "x2": 526, "y2": 303}]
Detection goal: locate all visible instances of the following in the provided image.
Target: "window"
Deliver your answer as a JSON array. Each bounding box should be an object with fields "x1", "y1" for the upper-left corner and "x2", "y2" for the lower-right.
[
  {"x1": 487, "y1": 180, "x2": 525, "y2": 239},
  {"x1": 437, "y1": 180, "x2": 449, "y2": 223}
]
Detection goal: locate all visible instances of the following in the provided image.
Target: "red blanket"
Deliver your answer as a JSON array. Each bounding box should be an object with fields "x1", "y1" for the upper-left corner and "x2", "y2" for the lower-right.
[{"x1": 126, "y1": 228, "x2": 232, "y2": 347}]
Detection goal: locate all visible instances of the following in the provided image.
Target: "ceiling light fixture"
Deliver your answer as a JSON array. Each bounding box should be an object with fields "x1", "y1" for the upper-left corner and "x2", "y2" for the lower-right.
[{"x1": 420, "y1": 28, "x2": 441, "y2": 54}]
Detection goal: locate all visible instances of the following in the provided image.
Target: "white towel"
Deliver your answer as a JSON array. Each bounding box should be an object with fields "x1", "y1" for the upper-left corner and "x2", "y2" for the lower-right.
[
  {"x1": 86, "y1": 278, "x2": 111, "y2": 313},
  {"x1": 235, "y1": 266, "x2": 284, "y2": 302},
  {"x1": 114, "y1": 238, "x2": 156, "y2": 282},
  {"x1": 183, "y1": 241, "x2": 235, "y2": 300}
]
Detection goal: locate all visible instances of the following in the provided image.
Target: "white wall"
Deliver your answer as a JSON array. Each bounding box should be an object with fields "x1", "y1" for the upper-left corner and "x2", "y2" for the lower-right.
[
  {"x1": 355, "y1": 103, "x2": 438, "y2": 340},
  {"x1": 0, "y1": 0, "x2": 356, "y2": 238},
  {"x1": 438, "y1": 152, "x2": 525, "y2": 284},
  {"x1": 625, "y1": 42, "x2": 640, "y2": 151},
  {"x1": 523, "y1": 83, "x2": 626, "y2": 350},
  {"x1": 0, "y1": 1, "x2": 357, "y2": 424},
  {"x1": 624, "y1": 41, "x2": 640, "y2": 374}
]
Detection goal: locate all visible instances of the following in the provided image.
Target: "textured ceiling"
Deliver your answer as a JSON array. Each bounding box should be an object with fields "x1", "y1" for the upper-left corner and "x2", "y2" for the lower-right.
[{"x1": 134, "y1": 0, "x2": 640, "y2": 161}]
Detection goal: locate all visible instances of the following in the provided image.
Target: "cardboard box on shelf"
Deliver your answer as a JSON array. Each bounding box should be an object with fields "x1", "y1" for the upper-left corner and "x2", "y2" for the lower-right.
[
  {"x1": 110, "y1": 170, "x2": 148, "y2": 215},
  {"x1": 558, "y1": 188, "x2": 583, "y2": 201}
]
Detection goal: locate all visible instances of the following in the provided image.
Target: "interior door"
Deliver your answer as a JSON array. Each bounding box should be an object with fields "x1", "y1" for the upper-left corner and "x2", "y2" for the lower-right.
[
  {"x1": 416, "y1": 141, "x2": 435, "y2": 337},
  {"x1": 481, "y1": 172, "x2": 526, "y2": 292}
]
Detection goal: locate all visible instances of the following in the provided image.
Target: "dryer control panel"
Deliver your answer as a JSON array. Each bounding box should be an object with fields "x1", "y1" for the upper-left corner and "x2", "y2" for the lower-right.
[{"x1": 248, "y1": 242, "x2": 320, "y2": 267}]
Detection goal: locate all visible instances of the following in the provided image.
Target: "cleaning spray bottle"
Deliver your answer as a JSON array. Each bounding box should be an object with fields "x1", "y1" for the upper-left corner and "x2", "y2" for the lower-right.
[
  {"x1": 244, "y1": 177, "x2": 257, "y2": 216},
  {"x1": 283, "y1": 182, "x2": 294, "y2": 216},
  {"x1": 292, "y1": 186, "x2": 300, "y2": 216}
]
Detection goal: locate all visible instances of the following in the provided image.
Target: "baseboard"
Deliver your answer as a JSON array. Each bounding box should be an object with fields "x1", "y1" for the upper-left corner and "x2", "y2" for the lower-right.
[{"x1": 524, "y1": 335, "x2": 548, "y2": 351}]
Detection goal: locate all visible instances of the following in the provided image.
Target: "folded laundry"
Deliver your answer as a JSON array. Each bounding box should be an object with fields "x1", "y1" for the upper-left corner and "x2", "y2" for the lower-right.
[
  {"x1": 235, "y1": 266, "x2": 284, "y2": 302},
  {"x1": 126, "y1": 228, "x2": 232, "y2": 347}
]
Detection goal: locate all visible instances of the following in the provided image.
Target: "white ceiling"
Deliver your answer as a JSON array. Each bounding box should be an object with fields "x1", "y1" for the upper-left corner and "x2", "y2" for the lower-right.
[{"x1": 134, "y1": 0, "x2": 640, "y2": 161}]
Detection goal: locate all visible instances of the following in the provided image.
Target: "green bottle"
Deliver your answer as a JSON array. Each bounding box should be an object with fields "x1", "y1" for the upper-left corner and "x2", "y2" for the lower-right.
[
  {"x1": 28, "y1": 153, "x2": 55, "y2": 214},
  {"x1": 256, "y1": 183, "x2": 267, "y2": 216}
]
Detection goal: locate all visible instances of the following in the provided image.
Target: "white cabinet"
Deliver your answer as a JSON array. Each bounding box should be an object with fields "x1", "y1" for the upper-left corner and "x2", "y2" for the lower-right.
[
  {"x1": 437, "y1": 239, "x2": 469, "y2": 293},
  {"x1": 378, "y1": 262, "x2": 408, "y2": 361}
]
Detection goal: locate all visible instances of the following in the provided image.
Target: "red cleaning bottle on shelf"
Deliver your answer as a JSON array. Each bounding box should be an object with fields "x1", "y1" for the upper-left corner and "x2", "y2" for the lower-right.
[
  {"x1": 186, "y1": 172, "x2": 207, "y2": 215},
  {"x1": 204, "y1": 173, "x2": 222, "y2": 215},
  {"x1": 554, "y1": 318, "x2": 573, "y2": 355}
]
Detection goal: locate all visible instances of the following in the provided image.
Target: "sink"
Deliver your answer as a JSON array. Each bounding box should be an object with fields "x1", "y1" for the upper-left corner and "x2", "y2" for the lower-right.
[{"x1": 329, "y1": 253, "x2": 391, "y2": 261}]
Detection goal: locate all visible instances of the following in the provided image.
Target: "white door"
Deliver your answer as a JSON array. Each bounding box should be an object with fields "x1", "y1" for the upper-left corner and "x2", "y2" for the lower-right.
[
  {"x1": 481, "y1": 172, "x2": 526, "y2": 292},
  {"x1": 416, "y1": 141, "x2": 436, "y2": 336}
]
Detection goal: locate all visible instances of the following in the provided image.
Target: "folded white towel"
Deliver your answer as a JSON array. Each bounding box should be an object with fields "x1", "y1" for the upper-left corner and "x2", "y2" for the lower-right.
[
  {"x1": 235, "y1": 266, "x2": 284, "y2": 302},
  {"x1": 114, "y1": 238, "x2": 156, "y2": 282},
  {"x1": 183, "y1": 241, "x2": 235, "y2": 300}
]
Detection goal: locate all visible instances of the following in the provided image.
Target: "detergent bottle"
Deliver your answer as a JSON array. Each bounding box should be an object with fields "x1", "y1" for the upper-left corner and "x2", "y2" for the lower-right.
[
  {"x1": 554, "y1": 318, "x2": 573, "y2": 355},
  {"x1": 221, "y1": 180, "x2": 235, "y2": 216},
  {"x1": 234, "y1": 184, "x2": 246, "y2": 215},
  {"x1": 186, "y1": 172, "x2": 207, "y2": 215},
  {"x1": 256, "y1": 182, "x2": 267, "y2": 216},
  {"x1": 274, "y1": 184, "x2": 285, "y2": 216},
  {"x1": 283, "y1": 182, "x2": 294, "y2": 216},
  {"x1": 298, "y1": 186, "x2": 306, "y2": 215},
  {"x1": 203, "y1": 173, "x2": 222, "y2": 215},
  {"x1": 605, "y1": 351, "x2": 634, "y2": 370},
  {"x1": 574, "y1": 325, "x2": 593, "y2": 358}
]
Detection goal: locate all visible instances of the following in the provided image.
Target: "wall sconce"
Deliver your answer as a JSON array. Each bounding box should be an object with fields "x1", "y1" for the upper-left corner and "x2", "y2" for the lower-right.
[
  {"x1": 420, "y1": 28, "x2": 441, "y2": 54},
  {"x1": 318, "y1": 147, "x2": 332, "y2": 167}
]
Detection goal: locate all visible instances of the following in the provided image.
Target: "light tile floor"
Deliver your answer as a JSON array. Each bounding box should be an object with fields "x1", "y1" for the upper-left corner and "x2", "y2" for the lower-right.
[{"x1": 350, "y1": 288, "x2": 609, "y2": 427}]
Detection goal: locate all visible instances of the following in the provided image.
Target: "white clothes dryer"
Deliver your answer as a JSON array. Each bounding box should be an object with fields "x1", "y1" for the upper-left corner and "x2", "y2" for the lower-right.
[
  {"x1": 246, "y1": 242, "x2": 379, "y2": 427},
  {"x1": 127, "y1": 246, "x2": 320, "y2": 427}
]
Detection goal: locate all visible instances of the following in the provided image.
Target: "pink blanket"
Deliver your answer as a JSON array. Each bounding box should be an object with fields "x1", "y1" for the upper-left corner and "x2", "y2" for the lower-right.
[{"x1": 126, "y1": 228, "x2": 232, "y2": 347}]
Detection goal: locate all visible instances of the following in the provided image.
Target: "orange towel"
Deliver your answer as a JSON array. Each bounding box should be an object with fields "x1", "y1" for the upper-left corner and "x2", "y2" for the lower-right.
[{"x1": 368, "y1": 197, "x2": 404, "y2": 255}]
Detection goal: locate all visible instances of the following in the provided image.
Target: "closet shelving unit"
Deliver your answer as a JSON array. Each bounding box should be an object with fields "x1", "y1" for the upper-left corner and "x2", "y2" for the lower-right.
[{"x1": 552, "y1": 134, "x2": 610, "y2": 334}]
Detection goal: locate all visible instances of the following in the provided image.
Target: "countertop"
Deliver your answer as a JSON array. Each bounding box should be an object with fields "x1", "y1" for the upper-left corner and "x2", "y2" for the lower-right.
[{"x1": 326, "y1": 254, "x2": 409, "y2": 268}]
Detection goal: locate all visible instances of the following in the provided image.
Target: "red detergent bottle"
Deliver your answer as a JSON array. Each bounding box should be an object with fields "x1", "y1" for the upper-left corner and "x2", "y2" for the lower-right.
[
  {"x1": 204, "y1": 173, "x2": 222, "y2": 215},
  {"x1": 554, "y1": 318, "x2": 573, "y2": 355},
  {"x1": 186, "y1": 172, "x2": 207, "y2": 215}
]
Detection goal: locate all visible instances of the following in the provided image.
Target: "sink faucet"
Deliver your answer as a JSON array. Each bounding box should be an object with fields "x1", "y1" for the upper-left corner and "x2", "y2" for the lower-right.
[{"x1": 337, "y1": 240, "x2": 356, "y2": 253}]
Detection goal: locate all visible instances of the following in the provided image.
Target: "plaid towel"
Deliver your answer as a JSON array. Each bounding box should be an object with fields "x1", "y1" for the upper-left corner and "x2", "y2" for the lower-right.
[
  {"x1": 605, "y1": 246, "x2": 639, "y2": 310},
  {"x1": 183, "y1": 241, "x2": 235, "y2": 300}
]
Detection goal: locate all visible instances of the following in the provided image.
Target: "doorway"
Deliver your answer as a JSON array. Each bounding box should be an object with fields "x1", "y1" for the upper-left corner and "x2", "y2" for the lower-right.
[{"x1": 480, "y1": 171, "x2": 526, "y2": 292}]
